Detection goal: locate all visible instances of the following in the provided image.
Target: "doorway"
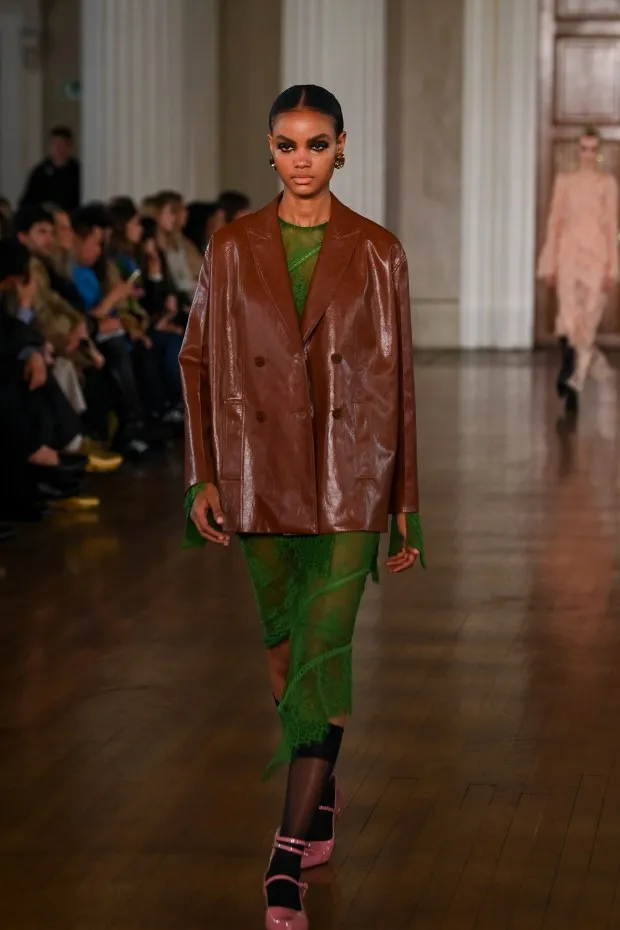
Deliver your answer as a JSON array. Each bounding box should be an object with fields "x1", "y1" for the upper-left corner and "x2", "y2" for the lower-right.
[{"x1": 536, "y1": 0, "x2": 620, "y2": 346}]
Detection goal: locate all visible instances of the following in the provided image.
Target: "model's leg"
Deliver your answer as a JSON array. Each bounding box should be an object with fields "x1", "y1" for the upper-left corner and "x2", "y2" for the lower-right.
[
  {"x1": 265, "y1": 533, "x2": 379, "y2": 916},
  {"x1": 566, "y1": 279, "x2": 606, "y2": 393},
  {"x1": 239, "y1": 534, "x2": 295, "y2": 703}
]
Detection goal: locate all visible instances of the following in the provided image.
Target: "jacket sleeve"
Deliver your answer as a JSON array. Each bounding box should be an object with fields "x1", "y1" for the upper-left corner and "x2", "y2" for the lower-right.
[
  {"x1": 179, "y1": 241, "x2": 216, "y2": 490},
  {"x1": 537, "y1": 174, "x2": 565, "y2": 279},
  {"x1": 390, "y1": 251, "x2": 419, "y2": 515}
]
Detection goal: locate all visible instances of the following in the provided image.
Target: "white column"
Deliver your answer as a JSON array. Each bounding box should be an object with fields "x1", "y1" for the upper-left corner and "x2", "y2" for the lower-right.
[
  {"x1": 81, "y1": 0, "x2": 218, "y2": 202},
  {"x1": 183, "y1": 0, "x2": 219, "y2": 200},
  {"x1": 22, "y1": 0, "x2": 44, "y2": 175},
  {"x1": 0, "y1": 10, "x2": 24, "y2": 203},
  {"x1": 281, "y1": 0, "x2": 386, "y2": 225},
  {"x1": 460, "y1": 0, "x2": 538, "y2": 349}
]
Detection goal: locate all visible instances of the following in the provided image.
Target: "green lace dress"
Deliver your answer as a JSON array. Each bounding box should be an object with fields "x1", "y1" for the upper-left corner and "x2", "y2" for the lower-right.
[{"x1": 184, "y1": 218, "x2": 424, "y2": 777}]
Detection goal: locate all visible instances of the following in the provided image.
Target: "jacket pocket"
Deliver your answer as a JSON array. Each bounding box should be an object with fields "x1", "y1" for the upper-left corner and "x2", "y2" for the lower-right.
[
  {"x1": 222, "y1": 400, "x2": 244, "y2": 479},
  {"x1": 354, "y1": 402, "x2": 375, "y2": 479}
]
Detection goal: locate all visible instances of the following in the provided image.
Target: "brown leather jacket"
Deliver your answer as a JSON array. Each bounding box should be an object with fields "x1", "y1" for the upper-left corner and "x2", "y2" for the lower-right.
[{"x1": 179, "y1": 194, "x2": 419, "y2": 535}]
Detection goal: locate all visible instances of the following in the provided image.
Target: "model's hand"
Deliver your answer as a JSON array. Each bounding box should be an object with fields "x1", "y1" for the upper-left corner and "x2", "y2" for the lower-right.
[
  {"x1": 190, "y1": 483, "x2": 229, "y2": 546},
  {"x1": 385, "y1": 512, "x2": 419, "y2": 574}
]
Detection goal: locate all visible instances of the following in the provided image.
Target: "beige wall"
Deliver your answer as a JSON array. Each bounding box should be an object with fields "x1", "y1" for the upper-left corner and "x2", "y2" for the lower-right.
[
  {"x1": 219, "y1": 0, "x2": 280, "y2": 210},
  {"x1": 387, "y1": 0, "x2": 463, "y2": 348},
  {"x1": 41, "y1": 0, "x2": 81, "y2": 151}
]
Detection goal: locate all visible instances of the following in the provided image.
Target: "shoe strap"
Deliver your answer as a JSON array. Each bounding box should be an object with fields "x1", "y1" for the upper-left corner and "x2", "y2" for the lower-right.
[
  {"x1": 265, "y1": 873, "x2": 308, "y2": 893},
  {"x1": 273, "y1": 835, "x2": 308, "y2": 855},
  {"x1": 318, "y1": 804, "x2": 336, "y2": 813}
]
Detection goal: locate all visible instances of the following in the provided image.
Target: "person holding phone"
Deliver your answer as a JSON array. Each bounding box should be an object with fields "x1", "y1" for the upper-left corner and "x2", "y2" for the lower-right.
[
  {"x1": 180, "y1": 85, "x2": 424, "y2": 929},
  {"x1": 108, "y1": 198, "x2": 184, "y2": 425}
]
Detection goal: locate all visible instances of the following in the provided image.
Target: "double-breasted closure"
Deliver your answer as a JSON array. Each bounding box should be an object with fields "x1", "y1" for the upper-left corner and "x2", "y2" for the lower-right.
[{"x1": 179, "y1": 194, "x2": 419, "y2": 535}]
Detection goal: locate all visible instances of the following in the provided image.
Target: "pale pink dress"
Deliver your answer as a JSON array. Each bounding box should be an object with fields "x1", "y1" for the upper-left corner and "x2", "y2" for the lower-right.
[{"x1": 538, "y1": 170, "x2": 618, "y2": 353}]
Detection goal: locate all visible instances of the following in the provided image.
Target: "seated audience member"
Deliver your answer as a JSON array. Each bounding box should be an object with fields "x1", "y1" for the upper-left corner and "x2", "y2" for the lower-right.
[
  {"x1": 153, "y1": 191, "x2": 196, "y2": 311},
  {"x1": 14, "y1": 205, "x2": 86, "y2": 359},
  {"x1": 167, "y1": 191, "x2": 203, "y2": 281},
  {"x1": 217, "y1": 190, "x2": 252, "y2": 224},
  {"x1": 70, "y1": 206, "x2": 150, "y2": 457},
  {"x1": 183, "y1": 201, "x2": 224, "y2": 255},
  {"x1": 138, "y1": 217, "x2": 180, "y2": 324},
  {"x1": 19, "y1": 126, "x2": 80, "y2": 212},
  {"x1": 108, "y1": 199, "x2": 183, "y2": 420}
]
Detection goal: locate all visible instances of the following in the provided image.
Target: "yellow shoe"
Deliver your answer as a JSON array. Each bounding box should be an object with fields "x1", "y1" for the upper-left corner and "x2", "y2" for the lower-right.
[
  {"x1": 79, "y1": 437, "x2": 124, "y2": 471},
  {"x1": 86, "y1": 451, "x2": 124, "y2": 473},
  {"x1": 49, "y1": 495, "x2": 101, "y2": 512}
]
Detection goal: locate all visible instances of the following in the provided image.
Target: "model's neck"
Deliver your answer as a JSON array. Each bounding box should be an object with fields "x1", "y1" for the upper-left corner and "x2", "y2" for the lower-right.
[{"x1": 278, "y1": 189, "x2": 331, "y2": 227}]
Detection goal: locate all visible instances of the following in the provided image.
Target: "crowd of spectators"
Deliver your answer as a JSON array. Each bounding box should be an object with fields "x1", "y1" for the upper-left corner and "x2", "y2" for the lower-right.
[{"x1": 0, "y1": 126, "x2": 251, "y2": 542}]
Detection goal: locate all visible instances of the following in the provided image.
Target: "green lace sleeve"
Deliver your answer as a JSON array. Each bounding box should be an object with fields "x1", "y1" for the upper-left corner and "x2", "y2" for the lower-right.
[
  {"x1": 182, "y1": 482, "x2": 207, "y2": 549},
  {"x1": 388, "y1": 513, "x2": 426, "y2": 568}
]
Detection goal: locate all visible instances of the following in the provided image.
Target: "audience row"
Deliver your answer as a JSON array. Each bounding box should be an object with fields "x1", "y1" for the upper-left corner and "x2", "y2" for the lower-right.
[{"x1": 0, "y1": 187, "x2": 251, "y2": 541}]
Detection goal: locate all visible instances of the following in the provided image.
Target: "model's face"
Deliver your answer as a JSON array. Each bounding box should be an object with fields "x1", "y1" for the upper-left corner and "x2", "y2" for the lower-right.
[
  {"x1": 74, "y1": 227, "x2": 102, "y2": 265},
  {"x1": 54, "y1": 211, "x2": 73, "y2": 251},
  {"x1": 268, "y1": 109, "x2": 346, "y2": 199},
  {"x1": 126, "y1": 213, "x2": 143, "y2": 244},
  {"x1": 158, "y1": 203, "x2": 176, "y2": 233},
  {"x1": 579, "y1": 134, "x2": 599, "y2": 169},
  {"x1": 18, "y1": 221, "x2": 54, "y2": 257}
]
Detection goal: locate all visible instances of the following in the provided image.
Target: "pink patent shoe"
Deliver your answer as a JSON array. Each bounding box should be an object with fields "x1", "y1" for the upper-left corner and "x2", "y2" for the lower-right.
[
  {"x1": 274, "y1": 784, "x2": 344, "y2": 872},
  {"x1": 264, "y1": 836, "x2": 309, "y2": 930},
  {"x1": 302, "y1": 784, "x2": 343, "y2": 870}
]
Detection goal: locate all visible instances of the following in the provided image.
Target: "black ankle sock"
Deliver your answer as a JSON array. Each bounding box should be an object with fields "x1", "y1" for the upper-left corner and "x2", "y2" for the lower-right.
[{"x1": 266, "y1": 845, "x2": 303, "y2": 911}]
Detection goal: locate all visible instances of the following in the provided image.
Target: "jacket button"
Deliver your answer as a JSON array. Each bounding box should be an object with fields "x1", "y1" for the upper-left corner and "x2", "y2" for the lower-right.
[
  {"x1": 256, "y1": 410, "x2": 267, "y2": 423},
  {"x1": 331, "y1": 353, "x2": 342, "y2": 364},
  {"x1": 332, "y1": 407, "x2": 343, "y2": 420},
  {"x1": 254, "y1": 356, "x2": 266, "y2": 367}
]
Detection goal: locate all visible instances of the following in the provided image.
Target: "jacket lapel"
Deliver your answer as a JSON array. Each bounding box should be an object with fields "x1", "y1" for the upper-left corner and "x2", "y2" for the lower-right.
[
  {"x1": 301, "y1": 195, "x2": 361, "y2": 343},
  {"x1": 246, "y1": 194, "x2": 361, "y2": 345},
  {"x1": 247, "y1": 199, "x2": 300, "y2": 342}
]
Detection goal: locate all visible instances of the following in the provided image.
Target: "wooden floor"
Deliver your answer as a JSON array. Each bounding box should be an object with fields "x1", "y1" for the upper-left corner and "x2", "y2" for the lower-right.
[{"x1": 2, "y1": 351, "x2": 620, "y2": 929}]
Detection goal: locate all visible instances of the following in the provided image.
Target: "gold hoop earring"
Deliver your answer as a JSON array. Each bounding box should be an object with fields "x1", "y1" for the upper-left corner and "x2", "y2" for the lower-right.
[
  {"x1": 269, "y1": 155, "x2": 277, "y2": 171},
  {"x1": 597, "y1": 153, "x2": 604, "y2": 164},
  {"x1": 334, "y1": 153, "x2": 345, "y2": 170}
]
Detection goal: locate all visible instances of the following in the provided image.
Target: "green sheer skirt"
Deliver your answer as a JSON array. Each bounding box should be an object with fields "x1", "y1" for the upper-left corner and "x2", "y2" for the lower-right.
[{"x1": 239, "y1": 531, "x2": 380, "y2": 777}]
